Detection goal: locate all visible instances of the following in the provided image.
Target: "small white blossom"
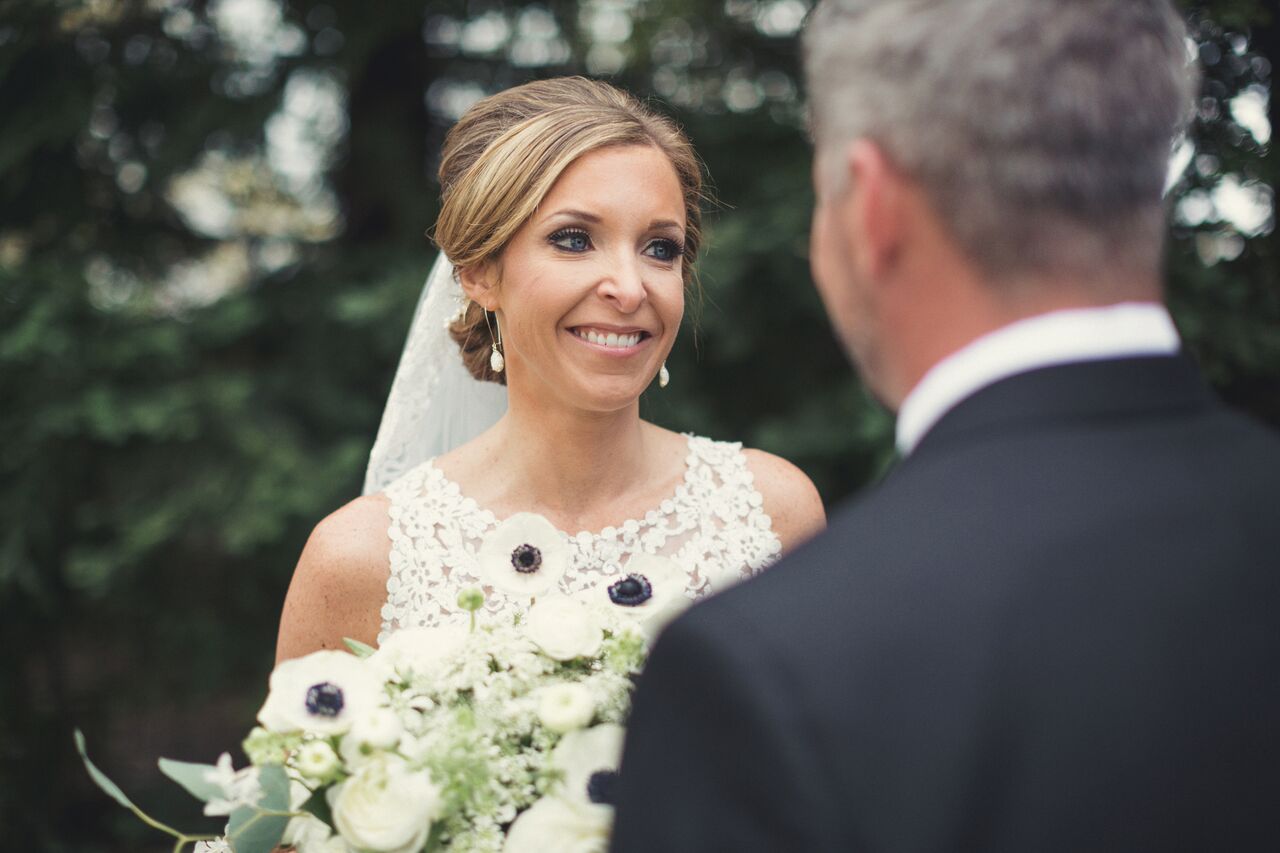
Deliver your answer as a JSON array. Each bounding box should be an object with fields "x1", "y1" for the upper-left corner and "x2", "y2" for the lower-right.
[
  {"x1": 476, "y1": 513, "x2": 569, "y2": 597},
  {"x1": 201, "y1": 753, "x2": 262, "y2": 817},
  {"x1": 194, "y1": 840, "x2": 233, "y2": 853},
  {"x1": 296, "y1": 740, "x2": 340, "y2": 782}
]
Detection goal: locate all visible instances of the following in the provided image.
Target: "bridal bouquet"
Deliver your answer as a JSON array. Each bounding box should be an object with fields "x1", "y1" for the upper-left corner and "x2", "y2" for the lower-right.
[{"x1": 78, "y1": 587, "x2": 659, "y2": 853}]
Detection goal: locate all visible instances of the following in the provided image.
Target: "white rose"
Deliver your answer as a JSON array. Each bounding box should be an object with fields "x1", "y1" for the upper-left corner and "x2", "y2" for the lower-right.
[
  {"x1": 503, "y1": 796, "x2": 611, "y2": 853},
  {"x1": 257, "y1": 650, "x2": 385, "y2": 736},
  {"x1": 295, "y1": 740, "x2": 340, "y2": 782},
  {"x1": 368, "y1": 625, "x2": 468, "y2": 683},
  {"x1": 536, "y1": 683, "x2": 596, "y2": 733},
  {"x1": 476, "y1": 513, "x2": 569, "y2": 597},
  {"x1": 524, "y1": 597, "x2": 604, "y2": 661},
  {"x1": 550, "y1": 724, "x2": 625, "y2": 819},
  {"x1": 328, "y1": 754, "x2": 442, "y2": 853}
]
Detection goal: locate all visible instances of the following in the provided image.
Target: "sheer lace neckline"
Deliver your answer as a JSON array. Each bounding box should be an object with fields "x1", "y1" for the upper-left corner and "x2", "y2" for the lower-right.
[{"x1": 423, "y1": 433, "x2": 697, "y2": 540}]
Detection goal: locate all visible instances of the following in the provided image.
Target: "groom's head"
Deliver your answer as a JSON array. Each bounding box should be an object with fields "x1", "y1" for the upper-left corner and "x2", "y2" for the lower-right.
[{"x1": 803, "y1": 0, "x2": 1196, "y2": 407}]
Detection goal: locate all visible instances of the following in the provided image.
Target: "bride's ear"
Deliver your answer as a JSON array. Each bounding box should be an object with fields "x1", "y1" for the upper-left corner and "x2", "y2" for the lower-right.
[{"x1": 458, "y1": 261, "x2": 501, "y2": 310}]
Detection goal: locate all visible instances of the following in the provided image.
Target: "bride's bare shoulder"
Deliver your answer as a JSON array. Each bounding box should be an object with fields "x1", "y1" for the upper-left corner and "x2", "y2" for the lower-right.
[
  {"x1": 741, "y1": 448, "x2": 826, "y2": 551},
  {"x1": 275, "y1": 494, "x2": 392, "y2": 663}
]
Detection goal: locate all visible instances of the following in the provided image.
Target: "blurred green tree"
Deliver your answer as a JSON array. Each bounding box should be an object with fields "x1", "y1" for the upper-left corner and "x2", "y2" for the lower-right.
[{"x1": 0, "y1": 1, "x2": 1273, "y2": 849}]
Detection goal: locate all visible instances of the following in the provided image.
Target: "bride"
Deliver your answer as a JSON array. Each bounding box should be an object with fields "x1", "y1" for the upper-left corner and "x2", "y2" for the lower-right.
[{"x1": 275, "y1": 77, "x2": 825, "y2": 661}]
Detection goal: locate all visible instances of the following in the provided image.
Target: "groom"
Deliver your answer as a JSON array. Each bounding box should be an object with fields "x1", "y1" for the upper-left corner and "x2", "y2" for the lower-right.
[{"x1": 611, "y1": 1, "x2": 1280, "y2": 851}]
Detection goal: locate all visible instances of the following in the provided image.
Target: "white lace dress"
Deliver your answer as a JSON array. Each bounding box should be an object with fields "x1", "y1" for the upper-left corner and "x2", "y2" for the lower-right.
[{"x1": 378, "y1": 434, "x2": 782, "y2": 643}]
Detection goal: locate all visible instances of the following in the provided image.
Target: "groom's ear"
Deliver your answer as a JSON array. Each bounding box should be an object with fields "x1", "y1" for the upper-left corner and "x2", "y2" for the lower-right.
[
  {"x1": 843, "y1": 139, "x2": 909, "y2": 282},
  {"x1": 458, "y1": 261, "x2": 502, "y2": 310}
]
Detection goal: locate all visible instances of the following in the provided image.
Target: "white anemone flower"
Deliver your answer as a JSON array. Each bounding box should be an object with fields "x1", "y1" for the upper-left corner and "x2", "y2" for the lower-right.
[
  {"x1": 605, "y1": 554, "x2": 691, "y2": 633},
  {"x1": 550, "y1": 723, "x2": 626, "y2": 818},
  {"x1": 502, "y1": 796, "x2": 611, "y2": 853},
  {"x1": 524, "y1": 597, "x2": 605, "y2": 661},
  {"x1": 257, "y1": 650, "x2": 385, "y2": 736},
  {"x1": 368, "y1": 625, "x2": 468, "y2": 684},
  {"x1": 476, "y1": 512, "x2": 569, "y2": 597}
]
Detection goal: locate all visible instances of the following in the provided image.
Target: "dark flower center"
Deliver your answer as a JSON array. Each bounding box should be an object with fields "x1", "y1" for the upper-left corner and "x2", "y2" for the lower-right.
[
  {"x1": 608, "y1": 573, "x2": 652, "y2": 607},
  {"x1": 510, "y1": 543, "x2": 543, "y2": 574},
  {"x1": 304, "y1": 682, "x2": 345, "y2": 717},
  {"x1": 586, "y1": 770, "x2": 619, "y2": 806}
]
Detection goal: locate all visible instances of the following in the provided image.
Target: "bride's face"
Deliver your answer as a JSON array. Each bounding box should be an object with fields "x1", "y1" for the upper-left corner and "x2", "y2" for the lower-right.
[{"x1": 481, "y1": 144, "x2": 686, "y2": 412}]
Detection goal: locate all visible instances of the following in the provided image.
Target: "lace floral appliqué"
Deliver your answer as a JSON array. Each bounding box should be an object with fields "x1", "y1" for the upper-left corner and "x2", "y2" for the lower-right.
[{"x1": 379, "y1": 435, "x2": 781, "y2": 643}]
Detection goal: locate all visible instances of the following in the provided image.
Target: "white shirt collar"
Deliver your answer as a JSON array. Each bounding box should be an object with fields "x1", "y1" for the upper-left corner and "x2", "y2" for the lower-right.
[{"x1": 895, "y1": 302, "x2": 1181, "y2": 455}]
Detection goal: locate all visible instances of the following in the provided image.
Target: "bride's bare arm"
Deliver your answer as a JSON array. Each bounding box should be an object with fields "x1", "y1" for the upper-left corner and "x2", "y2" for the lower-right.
[
  {"x1": 274, "y1": 494, "x2": 392, "y2": 664},
  {"x1": 743, "y1": 449, "x2": 827, "y2": 552}
]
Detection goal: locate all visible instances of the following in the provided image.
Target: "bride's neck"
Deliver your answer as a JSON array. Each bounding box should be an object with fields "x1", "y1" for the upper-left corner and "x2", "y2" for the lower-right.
[{"x1": 481, "y1": 393, "x2": 654, "y2": 521}]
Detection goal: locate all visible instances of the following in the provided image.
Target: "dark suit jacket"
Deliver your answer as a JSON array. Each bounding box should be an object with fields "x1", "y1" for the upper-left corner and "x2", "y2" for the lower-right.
[{"x1": 611, "y1": 355, "x2": 1280, "y2": 852}]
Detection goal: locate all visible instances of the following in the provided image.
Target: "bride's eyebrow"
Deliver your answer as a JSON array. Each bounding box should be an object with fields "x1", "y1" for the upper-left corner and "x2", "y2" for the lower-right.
[
  {"x1": 540, "y1": 210, "x2": 681, "y2": 232},
  {"x1": 543, "y1": 208, "x2": 602, "y2": 224}
]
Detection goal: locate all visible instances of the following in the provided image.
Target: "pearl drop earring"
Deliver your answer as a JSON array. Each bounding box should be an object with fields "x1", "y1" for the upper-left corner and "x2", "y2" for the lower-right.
[
  {"x1": 485, "y1": 310, "x2": 505, "y2": 374},
  {"x1": 658, "y1": 361, "x2": 670, "y2": 388}
]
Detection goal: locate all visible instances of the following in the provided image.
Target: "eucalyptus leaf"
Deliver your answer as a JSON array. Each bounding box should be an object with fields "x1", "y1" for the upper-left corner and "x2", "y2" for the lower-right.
[
  {"x1": 226, "y1": 805, "x2": 288, "y2": 853},
  {"x1": 257, "y1": 764, "x2": 289, "y2": 809},
  {"x1": 158, "y1": 757, "x2": 223, "y2": 802},
  {"x1": 75, "y1": 729, "x2": 139, "y2": 812},
  {"x1": 343, "y1": 637, "x2": 377, "y2": 658},
  {"x1": 226, "y1": 764, "x2": 290, "y2": 853}
]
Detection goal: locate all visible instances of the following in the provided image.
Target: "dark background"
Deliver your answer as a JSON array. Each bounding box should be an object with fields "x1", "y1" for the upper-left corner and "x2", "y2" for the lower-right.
[{"x1": 0, "y1": 0, "x2": 1275, "y2": 850}]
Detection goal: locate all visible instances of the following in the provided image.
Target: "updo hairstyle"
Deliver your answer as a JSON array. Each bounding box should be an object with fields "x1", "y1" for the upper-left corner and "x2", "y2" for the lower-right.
[{"x1": 435, "y1": 76, "x2": 704, "y2": 384}]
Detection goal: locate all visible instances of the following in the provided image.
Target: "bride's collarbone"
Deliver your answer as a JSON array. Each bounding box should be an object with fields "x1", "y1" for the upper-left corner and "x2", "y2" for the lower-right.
[{"x1": 433, "y1": 443, "x2": 691, "y2": 535}]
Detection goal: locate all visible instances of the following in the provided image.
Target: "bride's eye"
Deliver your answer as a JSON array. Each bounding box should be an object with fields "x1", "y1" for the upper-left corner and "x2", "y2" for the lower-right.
[
  {"x1": 643, "y1": 238, "x2": 684, "y2": 263},
  {"x1": 549, "y1": 229, "x2": 592, "y2": 253}
]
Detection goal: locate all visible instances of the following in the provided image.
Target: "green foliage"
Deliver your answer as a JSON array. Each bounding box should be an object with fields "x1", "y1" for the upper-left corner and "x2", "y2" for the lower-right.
[
  {"x1": 4, "y1": 2, "x2": 1276, "y2": 850},
  {"x1": 225, "y1": 765, "x2": 290, "y2": 853},
  {"x1": 157, "y1": 758, "x2": 225, "y2": 803}
]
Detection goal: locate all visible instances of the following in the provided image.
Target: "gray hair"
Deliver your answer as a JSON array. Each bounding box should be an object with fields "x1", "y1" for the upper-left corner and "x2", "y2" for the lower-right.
[{"x1": 803, "y1": 0, "x2": 1198, "y2": 284}]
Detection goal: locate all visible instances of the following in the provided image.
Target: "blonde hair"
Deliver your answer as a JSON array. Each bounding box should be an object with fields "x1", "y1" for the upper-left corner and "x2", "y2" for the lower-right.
[{"x1": 435, "y1": 77, "x2": 704, "y2": 384}]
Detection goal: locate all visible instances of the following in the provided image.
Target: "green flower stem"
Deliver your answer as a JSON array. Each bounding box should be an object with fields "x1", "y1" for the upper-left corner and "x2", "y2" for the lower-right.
[
  {"x1": 119, "y1": 800, "x2": 189, "y2": 843},
  {"x1": 171, "y1": 835, "x2": 219, "y2": 853}
]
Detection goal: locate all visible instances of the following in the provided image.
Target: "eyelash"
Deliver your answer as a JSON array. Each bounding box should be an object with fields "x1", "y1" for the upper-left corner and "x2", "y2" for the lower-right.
[{"x1": 547, "y1": 228, "x2": 685, "y2": 263}]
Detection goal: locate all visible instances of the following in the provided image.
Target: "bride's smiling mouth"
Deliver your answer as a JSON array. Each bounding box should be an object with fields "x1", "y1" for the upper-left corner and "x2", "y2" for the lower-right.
[{"x1": 567, "y1": 325, "x2": 654, "y2": 354}]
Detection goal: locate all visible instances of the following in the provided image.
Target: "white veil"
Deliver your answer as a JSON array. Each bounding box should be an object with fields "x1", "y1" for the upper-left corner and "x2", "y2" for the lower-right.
[{"x1": 363, "y1": 252, "x2": 508, "y2": 495}]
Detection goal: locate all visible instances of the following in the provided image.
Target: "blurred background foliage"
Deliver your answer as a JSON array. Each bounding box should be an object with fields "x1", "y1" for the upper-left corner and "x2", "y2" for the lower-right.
[{"x1": 0, "y1": 0, "x2": 1274, "y2": 849}]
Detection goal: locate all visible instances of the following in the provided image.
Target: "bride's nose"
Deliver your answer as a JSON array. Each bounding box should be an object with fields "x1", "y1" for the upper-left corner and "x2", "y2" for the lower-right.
[{"x1": 596, "y1": 256, "x2": 647, "y2": 313}]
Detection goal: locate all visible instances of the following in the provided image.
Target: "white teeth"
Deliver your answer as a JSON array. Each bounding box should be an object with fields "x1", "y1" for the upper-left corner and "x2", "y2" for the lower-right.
[{"x1": 574, "y1": 329, "x2": 642, "y2": 349}]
